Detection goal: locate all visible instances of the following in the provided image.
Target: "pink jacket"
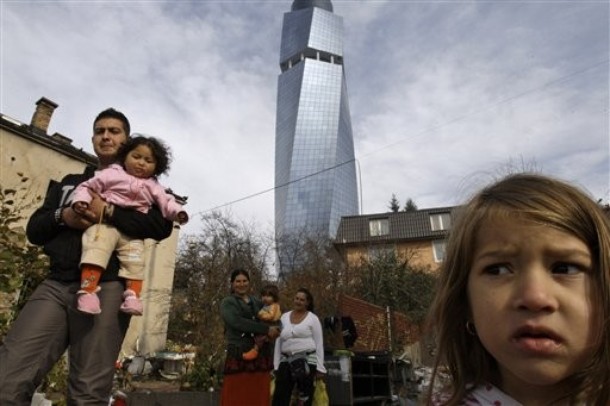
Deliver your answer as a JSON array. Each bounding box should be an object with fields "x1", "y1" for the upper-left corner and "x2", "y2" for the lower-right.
[{"x1": 72, "y1": 164, "x2": 183, "y2": 221}]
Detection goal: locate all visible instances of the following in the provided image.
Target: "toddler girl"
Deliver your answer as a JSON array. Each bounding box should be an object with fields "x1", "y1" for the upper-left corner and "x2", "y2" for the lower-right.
[
  {"x1": 72, "y1": 135, "x2": 188, "y2": 316},
  {"x1": 427, "y1": 173, "x2": 610, "y2": 405},
  {"x1": 243, "y1": 284, "x2": 282, "y2": 360}
]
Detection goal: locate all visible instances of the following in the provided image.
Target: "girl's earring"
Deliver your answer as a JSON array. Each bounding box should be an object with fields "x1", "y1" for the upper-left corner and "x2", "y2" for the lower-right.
[{"x1": 466, "y1": 321, "x2": 477, "y2": 336}]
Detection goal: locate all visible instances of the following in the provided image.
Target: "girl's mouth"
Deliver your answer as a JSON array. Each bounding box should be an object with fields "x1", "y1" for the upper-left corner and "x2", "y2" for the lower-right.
[{"x1": 511, "y1": 326, "x2": 563, "y2": 355}]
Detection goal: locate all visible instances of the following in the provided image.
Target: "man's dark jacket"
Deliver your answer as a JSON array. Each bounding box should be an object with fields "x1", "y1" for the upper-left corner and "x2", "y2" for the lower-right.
[{"x1": 26, "y1": 166, "x2": 173, "y2": 282}]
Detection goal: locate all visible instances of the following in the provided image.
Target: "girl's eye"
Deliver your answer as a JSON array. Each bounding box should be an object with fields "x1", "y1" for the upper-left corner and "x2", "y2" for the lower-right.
[
  {"x1": 483, "y1": 264, "x2": 511, "y2": 275},
  {"x1": 552, "y1": 263, "x2": 581, "y2": 275}
]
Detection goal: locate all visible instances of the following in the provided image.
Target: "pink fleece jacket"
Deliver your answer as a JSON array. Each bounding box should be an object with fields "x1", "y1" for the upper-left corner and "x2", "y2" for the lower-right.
[{"x1": 72, "y1": 164, "x2": 183, "y2": 221}]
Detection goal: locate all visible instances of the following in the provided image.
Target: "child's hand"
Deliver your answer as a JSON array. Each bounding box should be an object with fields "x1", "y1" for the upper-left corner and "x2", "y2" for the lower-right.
[
  {"x1": 258, "y1": 311, "x2": 274, "y2": 321},
  {"x1": 268, "y1": 326, "x2": 280, "y2": 339},
  {"x1": 72, "y1": 201, "x2": 89, "y2": 216},
  {"x1": 176, "y1": 211, "x2": 189, "y2": 225}
]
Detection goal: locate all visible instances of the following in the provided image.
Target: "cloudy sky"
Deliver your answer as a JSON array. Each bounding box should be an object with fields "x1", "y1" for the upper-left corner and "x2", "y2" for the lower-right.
[{"x1": 2, "y1": 0, "x2": 608, "y2": 237}]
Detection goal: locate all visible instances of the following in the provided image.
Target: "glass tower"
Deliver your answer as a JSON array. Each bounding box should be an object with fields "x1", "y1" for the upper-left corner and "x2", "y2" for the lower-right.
[{"x1": 274, "y1": 0, "x2": 359, "y2": 251}]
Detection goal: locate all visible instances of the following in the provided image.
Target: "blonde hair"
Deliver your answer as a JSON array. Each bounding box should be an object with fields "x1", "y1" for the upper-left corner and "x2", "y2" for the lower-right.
[{"x1": 426, "y1": 173, "x2": 610, "y2": 405}]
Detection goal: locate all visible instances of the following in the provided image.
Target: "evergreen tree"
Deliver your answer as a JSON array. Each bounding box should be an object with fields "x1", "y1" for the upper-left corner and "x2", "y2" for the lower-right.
[
  {"x1": 388, "y1": 194, "x2": 400, "y2": 212},
  {"x1": 404, "y1": 198, "x2": 418, "y2": 212}
]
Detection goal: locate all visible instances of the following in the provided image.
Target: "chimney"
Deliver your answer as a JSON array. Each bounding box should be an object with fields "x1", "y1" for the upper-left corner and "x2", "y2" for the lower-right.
[{"x1": 30, "y1": 97, "x2": 58, "y2": 134}]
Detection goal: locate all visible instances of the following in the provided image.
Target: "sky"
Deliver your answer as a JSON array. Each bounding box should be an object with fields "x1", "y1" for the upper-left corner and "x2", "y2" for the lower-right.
[{"x1": 1, "y1": 0, "x2": 609, "y2": 238}]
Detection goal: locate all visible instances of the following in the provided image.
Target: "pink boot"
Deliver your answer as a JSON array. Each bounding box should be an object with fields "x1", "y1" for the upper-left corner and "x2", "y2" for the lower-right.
[
  {"x1": 77, "y1": 289, "x2": 101, "y2": 314},
  {"x1": 120, "y1": 290, "x2": 143, "y2": 316}
]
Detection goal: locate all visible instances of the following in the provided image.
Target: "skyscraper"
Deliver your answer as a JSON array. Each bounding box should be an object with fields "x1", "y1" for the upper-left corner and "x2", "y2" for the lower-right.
[{"x1": 274, "y1": 0, "x2": 358, "y2": 254}]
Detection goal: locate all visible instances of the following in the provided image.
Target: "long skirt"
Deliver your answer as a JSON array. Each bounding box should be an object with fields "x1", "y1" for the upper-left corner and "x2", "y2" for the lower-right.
[{"x1": 221, "y1": 371, "x2": 271, "y2": 406}]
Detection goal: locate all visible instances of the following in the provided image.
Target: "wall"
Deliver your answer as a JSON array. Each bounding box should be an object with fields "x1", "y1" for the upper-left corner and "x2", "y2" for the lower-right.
[
  {"x1": 336, "y1": 294, "x2": 422, "y2": 364},
  {"x1": 1, "y1": 127, "x2": 89, "y2": 224},
  {"x1": 343, "y1": 240, "x2": 441, "y2": 273}
]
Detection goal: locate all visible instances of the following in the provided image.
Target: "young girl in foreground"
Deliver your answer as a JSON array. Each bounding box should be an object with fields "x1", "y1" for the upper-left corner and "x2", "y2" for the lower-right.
[{"x1": 427, "y1": 173, "x2": 610, "y2": 405}]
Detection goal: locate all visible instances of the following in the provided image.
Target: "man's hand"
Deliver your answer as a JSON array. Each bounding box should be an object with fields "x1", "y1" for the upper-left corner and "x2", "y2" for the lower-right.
[
  {"x1": 62, "y1": 207, "x2": 94, "y2": 230},
  {"x1": 72, "y1": 201, "x2": 89, "y2": 216},
  {"x1": 88, "y1": 193, "x2": 107, "y2": 222},
  {"x1": 71, "y1": 193, "x2": 107, "y2": 224}
]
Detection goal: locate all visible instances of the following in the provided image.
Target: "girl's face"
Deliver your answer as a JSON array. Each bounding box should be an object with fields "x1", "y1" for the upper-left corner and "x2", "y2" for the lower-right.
[
  {"x1": 467, "y1": 217, "x2": 597, "y2": 402},
  {"x1": 293, "y1": 292, "x2": 309, "y2": 312},
  {"x1": 261, "y1": 294, "x2": 274, "y2": 305},
  {"x1": 124, "y1": 144, "x2": 156, "y2": 179},
  {"x1": 232, "y1": 274, "x2": 250, "y2": 296}
]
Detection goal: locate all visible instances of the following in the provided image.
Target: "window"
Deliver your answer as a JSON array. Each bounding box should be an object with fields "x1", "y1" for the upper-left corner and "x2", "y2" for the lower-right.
[
  {"x1": 430, "y1": 213, "x2": 452, "y2": 231},
  {"x1": 369, "y1": 218, "x2": 389, "y2": 237},
  {"x1": 432, "y1": 240, "x2": 447, "y2": 262}
]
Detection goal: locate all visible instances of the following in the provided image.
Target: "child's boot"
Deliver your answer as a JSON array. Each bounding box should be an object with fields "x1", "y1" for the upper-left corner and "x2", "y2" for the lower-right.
[
  {"x1": 77, "y1": 265, "x2": 102, "y2": 314},
  {"x1": 120, "y1": 289, "x2": 143, "y2": 316},
  {"x1": 242, "y1": 346, "x2": 259, "y2": 361},
  {"x1": 77, "y1": 287, "x2": 102, "y2": 314}
]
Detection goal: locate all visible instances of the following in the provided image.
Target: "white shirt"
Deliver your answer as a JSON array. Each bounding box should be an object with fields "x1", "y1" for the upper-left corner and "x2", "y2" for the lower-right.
[{"x1": 273, "y1": 311, "x2": 326, "y2": 373}]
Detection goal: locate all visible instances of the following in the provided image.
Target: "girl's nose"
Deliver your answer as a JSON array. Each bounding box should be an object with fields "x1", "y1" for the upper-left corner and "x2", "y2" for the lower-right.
[{"x1": 512, "y1": 267, "x2": 559, "y2": 313}]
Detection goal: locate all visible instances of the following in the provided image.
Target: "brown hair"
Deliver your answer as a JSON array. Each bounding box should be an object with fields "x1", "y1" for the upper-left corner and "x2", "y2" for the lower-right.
[
  {"x1": 297, "y1": 287, "x2": 315, "y2": 313},
  {"x1": 426, "y1": 173, "x2": 610, "y2": 405},
  {"x1": 261, "y1": 285, "x2": 279, "y2": 302}
]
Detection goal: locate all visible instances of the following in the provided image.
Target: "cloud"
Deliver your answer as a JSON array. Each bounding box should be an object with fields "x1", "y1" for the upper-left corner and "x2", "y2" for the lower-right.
[{"x1": 2, "y1": 0, "x2": 608, "y2": 236}]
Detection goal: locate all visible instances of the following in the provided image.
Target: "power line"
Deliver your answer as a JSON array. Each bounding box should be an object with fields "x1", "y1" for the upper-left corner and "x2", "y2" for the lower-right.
[
  {"x1": 195, "y1": 58, "x2": 609, "y2": 217},
  {"x1": 203, "y1": 158, "x2": 356, "y2": 213}
]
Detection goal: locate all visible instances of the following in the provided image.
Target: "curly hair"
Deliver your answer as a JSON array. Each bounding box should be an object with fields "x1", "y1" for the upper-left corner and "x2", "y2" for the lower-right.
[
  {"x1": 426, "y1": 173, "x2": 610, "y2": 405},
  {"x1": 116, "y1": 134, "x2": 172, "y2": 177}
]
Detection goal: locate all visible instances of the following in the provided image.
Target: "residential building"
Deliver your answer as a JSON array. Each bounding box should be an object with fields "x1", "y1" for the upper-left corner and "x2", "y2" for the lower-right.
[
  {"x1": 274, "y1": 0, "x2": 359, "y2": 270},
  {"x1": 0, "y1": 98, "x2": 181, "y2": 357},
  {"x1": 334, "y1": 207, "x2": 456, "y2": 272}
]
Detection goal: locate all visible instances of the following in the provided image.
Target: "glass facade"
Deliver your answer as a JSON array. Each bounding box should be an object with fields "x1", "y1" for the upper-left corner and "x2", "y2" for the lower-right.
[{"x1": 275, "y1": 1, "x2": 359, "y2": 248}]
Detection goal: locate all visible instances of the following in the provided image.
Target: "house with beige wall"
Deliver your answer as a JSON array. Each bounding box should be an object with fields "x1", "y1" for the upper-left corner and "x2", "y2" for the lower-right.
[
  {"x1": 333, "y1": 207, "x2": 455, "y2": 368},
  {"x1": 0, "y1": 97, "x2": 181, "y2": 357},
  {"x1": 333, "y1": 206, "x2": 455, "y2": 273}
]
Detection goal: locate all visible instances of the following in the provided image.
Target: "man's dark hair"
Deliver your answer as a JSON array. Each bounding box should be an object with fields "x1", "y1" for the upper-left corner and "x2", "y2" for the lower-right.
[
  {"x1": 116, "y1": 135, "x2": 172, "y2": 177},
  {"x1": 94, "y1": 108, "x2": 131, "y2": 136}
]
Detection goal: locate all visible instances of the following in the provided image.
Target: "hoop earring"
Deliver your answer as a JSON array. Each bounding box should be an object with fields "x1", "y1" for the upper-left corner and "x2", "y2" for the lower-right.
[{"x1": 466, "y1": 321, "x2": 477, "y2": 336}]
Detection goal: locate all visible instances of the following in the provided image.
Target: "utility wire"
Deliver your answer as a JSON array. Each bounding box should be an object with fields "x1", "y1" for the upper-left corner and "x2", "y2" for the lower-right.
[{"x1": 196, "y1": 58, "x2": 609, "y2": 216}]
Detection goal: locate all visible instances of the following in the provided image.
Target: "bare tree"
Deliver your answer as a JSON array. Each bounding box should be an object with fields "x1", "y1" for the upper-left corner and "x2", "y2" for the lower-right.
[
  {"x1": 351, "y1": 250, "x2": 436, "y2": 324},
  {"x1": 168, "y1": 211, "x2": 274, "y2": 389},
  {"x1": 276, "y1": 231, "x2": 349, "y2": 318}
]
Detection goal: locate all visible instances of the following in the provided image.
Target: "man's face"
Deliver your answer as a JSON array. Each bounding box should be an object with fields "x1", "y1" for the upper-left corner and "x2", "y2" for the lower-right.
[{"x1": 92, "y1": 118, "x2": 127, "y2": 166}]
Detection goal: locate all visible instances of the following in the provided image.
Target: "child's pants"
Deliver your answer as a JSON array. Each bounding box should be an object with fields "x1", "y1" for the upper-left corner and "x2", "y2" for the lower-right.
[{"x1": 81, "y1": 224, "x2": 145, "y2": 280}]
